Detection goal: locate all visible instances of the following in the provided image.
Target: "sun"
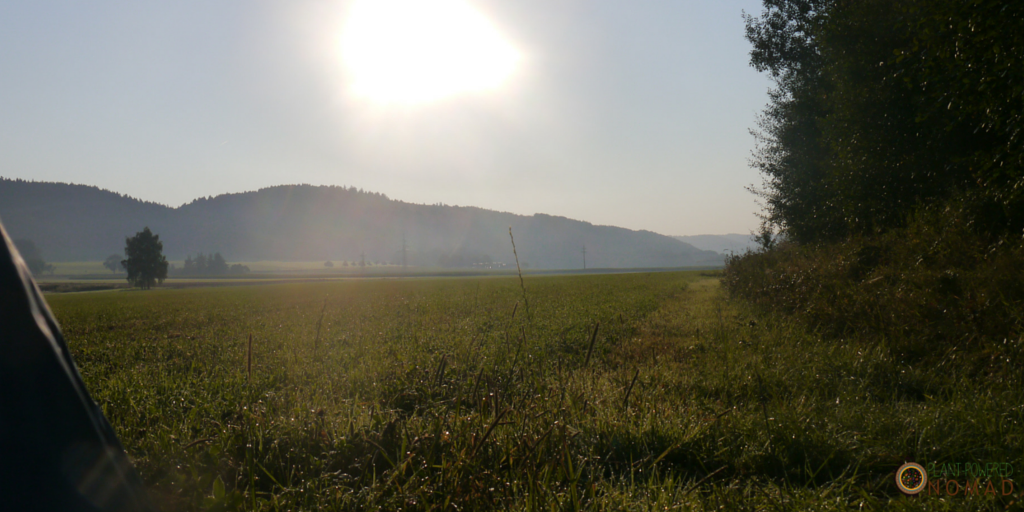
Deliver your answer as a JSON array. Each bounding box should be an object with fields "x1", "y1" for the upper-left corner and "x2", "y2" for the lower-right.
[{"x1": 341, "y1": 0, "x2": 521, "y2": 104}]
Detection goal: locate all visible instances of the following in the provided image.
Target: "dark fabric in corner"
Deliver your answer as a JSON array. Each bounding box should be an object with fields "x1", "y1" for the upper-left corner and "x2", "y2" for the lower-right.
[{"x1": 0, "y1": 220, "x2": 154, "y2": 512}]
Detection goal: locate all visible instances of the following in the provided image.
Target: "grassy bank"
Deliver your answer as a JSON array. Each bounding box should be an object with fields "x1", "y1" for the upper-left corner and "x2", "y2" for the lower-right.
[
  {"x1": 724, "y1": 202, "x2": 1024, "y2": 369},
  {"x1": 48, "y1": 271, "x2": 1022, "y2": 510}
]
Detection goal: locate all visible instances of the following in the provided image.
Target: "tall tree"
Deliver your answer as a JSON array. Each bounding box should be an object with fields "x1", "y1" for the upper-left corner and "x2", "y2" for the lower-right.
[
  {"x1": 745, "y1": 0, "x2": 840, "y2": 243},
  {"x1": 195, "y1": 253, "x2": 208, "y2": 274},
  {"x1": 746, "y1": 0, "x2": 1024, "y2": 241},
  {"x1": 122, "y1": 227, "x2": 168, "y2": 290},
  {"x1": 209, "y1": 252, "x2": 228, "y2": 275}
]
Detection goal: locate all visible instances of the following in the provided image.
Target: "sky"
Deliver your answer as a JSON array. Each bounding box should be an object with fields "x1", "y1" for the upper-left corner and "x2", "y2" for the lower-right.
[{"x1": 0, "y1": 0, "x2": 772, "y2": 236}]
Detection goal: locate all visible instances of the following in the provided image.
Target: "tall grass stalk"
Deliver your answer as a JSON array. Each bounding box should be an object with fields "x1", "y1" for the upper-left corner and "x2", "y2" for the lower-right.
[
  {"x1": 313, "y1": 297, "x2": 326, "y2": 356},
  {"x1": 623, "y1": 368, "x2": 639, "y2": 410},
  {"x1": 508, "y1": 227, "x2": 531, "y2": 323},
  {"x1": 246, "y1": 333, "x2": 253, "y2": 383},
  {"x1": 584, "y1": 321, "x2": 600, "y2": 367}
]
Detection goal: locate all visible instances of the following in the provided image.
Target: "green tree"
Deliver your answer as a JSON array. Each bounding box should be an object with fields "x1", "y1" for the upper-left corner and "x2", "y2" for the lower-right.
[
  {"x1": 122, "y1": 227, "x2": 168, "y2": 289},
  {"x1": 195, "y1": 253, "x2": 208, "y2": 274},
  {"x1": 209, "y1": 252, "x2": 228, "y2": 275},
  {"x1": 893, "y1": 0, "x2": 1024, "y2": 232},
  {"x1": 745, "y1": 0, "x2": 1024, "y2": 241},
  {"x1": 744, "y1": 0, "x2": 840, "y2": 243},
  {"x1": 103, "y1": 254, "x2": 123, "y2": 273}
]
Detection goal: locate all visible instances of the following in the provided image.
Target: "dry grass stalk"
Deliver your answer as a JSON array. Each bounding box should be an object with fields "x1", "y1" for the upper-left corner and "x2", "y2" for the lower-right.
[
  {"x1": 313, "y1": 298, "x2": 327, "y2": 355},
  {"x1": 584, "y1": 322, "x2": 601, "y2": 367},
  {"x1": 246, "y1": 333, "x2": 253, "y2": 383},
  {"x1": 471, "y1": 408, "x2": 509, "y2": 459},
  {"x1": 623, "y1": 368, "x2": 640, "y2": 409},
  {"x1": 508, "y1": 227, "x2": 531, "y2": 322}
]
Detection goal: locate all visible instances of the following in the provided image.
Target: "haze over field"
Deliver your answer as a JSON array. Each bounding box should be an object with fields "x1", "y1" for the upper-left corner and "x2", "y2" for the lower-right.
[
  {"x1": 672, "y1": 234, "x2": 757, "y2": 254},
  {"x1": 0, "y1": 1, "x2": 770, "y2": 237}
]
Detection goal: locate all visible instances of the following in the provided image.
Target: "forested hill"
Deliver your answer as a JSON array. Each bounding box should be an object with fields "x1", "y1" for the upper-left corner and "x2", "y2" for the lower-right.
[{"x1": 0, "y1": 178, "x2": 722, "y2": 268}]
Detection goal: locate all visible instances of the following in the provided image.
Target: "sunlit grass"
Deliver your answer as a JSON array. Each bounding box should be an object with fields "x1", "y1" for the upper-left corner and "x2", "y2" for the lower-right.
[{"x1": 46, "y1": 272, "x2": 1022, "y2": 510}]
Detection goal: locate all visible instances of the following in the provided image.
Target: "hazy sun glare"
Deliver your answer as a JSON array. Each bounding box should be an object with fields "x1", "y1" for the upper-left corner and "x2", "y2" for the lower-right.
[{"x1": 341, "y1": 0, "x2": 521, "y2": 104}]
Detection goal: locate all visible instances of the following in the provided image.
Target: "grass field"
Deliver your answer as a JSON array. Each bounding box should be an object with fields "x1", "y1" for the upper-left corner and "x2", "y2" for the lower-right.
[{"x1": 46, "y1": 272, "x2": 1021, "y2": 510}]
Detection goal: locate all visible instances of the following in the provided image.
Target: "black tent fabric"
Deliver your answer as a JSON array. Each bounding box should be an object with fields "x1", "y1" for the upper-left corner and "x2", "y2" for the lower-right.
[{"x1": 0, "y1": 220, "x2": 155, "y2": 511}]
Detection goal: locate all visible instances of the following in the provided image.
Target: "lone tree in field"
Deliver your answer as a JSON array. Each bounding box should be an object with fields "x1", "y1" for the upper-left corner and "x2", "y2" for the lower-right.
[
  {"x1": 122, "y1": 227, "x2": 168, "y2": 289},
  {"x1": 103, "y1": 254, "x2": 123, "y2": 273}
]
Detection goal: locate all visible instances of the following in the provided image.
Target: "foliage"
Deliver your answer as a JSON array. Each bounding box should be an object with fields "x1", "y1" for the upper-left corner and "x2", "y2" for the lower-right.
[
  {"x1": 746, "y1": 0, "x2": 1024, "y2": 241},
  {"x1": 895, "y1": 0, "x2": 1024, "y2": 213},
  {"x1": 736, "y1": 0, "x2": 1024, "y2": 370},
  {"x1": 178, "y1": 253, "x2": 250, "y2": 276},
  {"x1": 724, "y1": 198, "x2": 1024, "y2": 363},
  {"x1": 123, "y1": 227, "x2": 169, "y2": 289},
  {"x1": 744, "y1": 0, "x2": 840, "y2": 243},
  {"x1": 46, "y1": 273, "x2": 1022, "y2": 510},
  {"x1": 104, "y1": 253, "x2": 125, "y2": 273},
  {"x1": 183, "y1": 253, "x2": 229, "y2": 276}
]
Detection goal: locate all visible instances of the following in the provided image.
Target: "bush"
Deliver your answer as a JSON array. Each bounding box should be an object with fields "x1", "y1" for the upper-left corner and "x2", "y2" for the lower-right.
[{"x1": 725, "y1": 198, "x2": 1024, "y2": 362}]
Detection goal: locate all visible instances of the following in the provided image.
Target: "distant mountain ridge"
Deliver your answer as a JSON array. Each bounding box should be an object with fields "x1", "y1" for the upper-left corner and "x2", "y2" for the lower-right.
[{"x1": 0, "y1": 178, "x2": 722, "y2": 269}]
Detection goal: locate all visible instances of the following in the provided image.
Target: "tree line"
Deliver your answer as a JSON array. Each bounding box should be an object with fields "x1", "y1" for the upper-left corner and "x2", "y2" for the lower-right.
[
  {"x1": 726, "y1": 0, "x2": 1024, "y2": 365},
  {"x1": 117, "y1": 228, "x2": 249, "y2": 288},
  {"x1": 746, "y1": 0, "x2": 1023, "y2": 244},
  {"x1": 179, "y1": 252, "x2": 249, "y2": 276}
]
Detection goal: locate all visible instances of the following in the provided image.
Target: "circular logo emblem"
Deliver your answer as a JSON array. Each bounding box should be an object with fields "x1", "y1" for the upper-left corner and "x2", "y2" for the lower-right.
[{"x1": 896, "y1": 462, "x2": 928, "y2": 495}]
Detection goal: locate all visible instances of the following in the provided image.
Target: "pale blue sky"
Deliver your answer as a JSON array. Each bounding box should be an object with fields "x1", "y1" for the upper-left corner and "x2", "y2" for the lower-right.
[{"x1": 0, "y1": 0, "x2": 771, "y2": 236}]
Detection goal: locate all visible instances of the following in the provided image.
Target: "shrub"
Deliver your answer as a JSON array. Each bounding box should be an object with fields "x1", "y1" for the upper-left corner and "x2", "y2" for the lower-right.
[{"x1": 725, "y1": 198, "x2": 1024, "y2": 362}]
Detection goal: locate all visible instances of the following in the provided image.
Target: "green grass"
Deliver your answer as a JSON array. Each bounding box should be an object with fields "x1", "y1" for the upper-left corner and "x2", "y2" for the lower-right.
[{"x1": 46, "y1": 272, "x2": 1022, "y2": 510}]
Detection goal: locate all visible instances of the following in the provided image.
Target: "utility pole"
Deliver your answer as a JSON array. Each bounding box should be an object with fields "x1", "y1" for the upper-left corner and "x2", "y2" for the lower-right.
[
  {"x1": 401, "y1": 235, "x2": 407, "y2": 273},
  {"x1": 582, "y1": 245, "x2": 587, "y2": 270}
]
